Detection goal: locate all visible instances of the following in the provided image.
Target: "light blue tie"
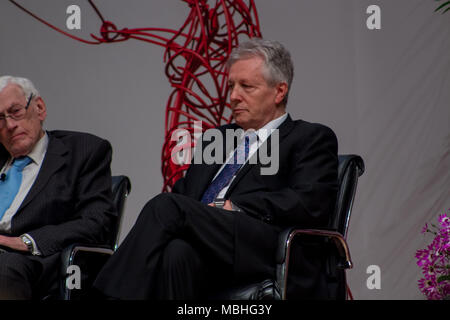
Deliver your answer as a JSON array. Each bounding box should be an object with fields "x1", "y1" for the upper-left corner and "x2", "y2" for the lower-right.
[{"x1": 0, "y1": 156, "x2": 32, "y2": 220}]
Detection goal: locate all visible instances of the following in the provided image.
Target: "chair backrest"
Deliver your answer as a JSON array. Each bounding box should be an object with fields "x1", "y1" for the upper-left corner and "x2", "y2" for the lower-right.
[
  {"x1": 317, "y1": 155, "x2": 364, "y2": 300},
  {"x1": 110, "y1": 175, "x2": 132, "y2": 250},
  {"x1": 330, "y1": 155, "x2": 364, "y2": 238},
  {"x1": 206, "y1": 155, "x2": 365, "y2": 300}
]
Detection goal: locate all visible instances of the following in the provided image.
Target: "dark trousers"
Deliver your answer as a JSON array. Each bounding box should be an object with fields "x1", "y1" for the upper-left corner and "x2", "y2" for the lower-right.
[
  {"x1": 93, "y1": 193, "x2": 278, "y2": 299},
  {"x1": 0, "y1": 249, "x2": 58, "y2": 299}
]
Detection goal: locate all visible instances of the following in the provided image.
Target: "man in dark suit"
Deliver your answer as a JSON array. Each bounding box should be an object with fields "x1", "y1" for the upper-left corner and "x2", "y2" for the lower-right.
[
  {"x1": 94, "y1": 38, "x2": 338, "y2": 299},
  {"x1": 0, "y1": 76, "x2": 116, "y2": 299}
]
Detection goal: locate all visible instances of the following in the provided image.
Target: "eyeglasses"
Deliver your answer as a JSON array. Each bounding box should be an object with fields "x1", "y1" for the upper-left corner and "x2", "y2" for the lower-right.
[{"x1": 0, "y1": 93, "x2": 34, "y2": 129}]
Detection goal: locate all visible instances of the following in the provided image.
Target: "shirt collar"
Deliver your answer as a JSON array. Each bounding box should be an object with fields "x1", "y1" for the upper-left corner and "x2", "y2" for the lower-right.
[
  {"x1": 248, "y1": 112, "x2": 288, "y2": 141},
  {"x1": 27, "y1": 131, "x2": 49, "y2": 166}
]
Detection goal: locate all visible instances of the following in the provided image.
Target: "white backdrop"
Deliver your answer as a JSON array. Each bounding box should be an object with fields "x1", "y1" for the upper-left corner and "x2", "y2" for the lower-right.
[{"x1": 1, "y1": 0, "x2": 449, "y2": 299}]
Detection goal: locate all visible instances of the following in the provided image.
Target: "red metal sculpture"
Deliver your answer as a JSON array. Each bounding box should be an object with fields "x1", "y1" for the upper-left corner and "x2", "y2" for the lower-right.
[{"x1": 8, "y1": 0, "x2": 261, "y2": 191}]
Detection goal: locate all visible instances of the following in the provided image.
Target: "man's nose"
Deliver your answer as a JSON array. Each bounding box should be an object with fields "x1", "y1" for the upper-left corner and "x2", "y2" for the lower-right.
[
  {"x1": 229, "y1": 86, "x2": 241, "y2": 102},
  {"x1": 4, "y1": 116, "x2": 18, "y2": 130}
]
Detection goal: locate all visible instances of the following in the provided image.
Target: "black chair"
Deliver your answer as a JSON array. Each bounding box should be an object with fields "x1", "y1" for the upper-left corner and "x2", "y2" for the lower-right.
[
  {"x1": 56, "y1": 175, "x2": 131, "y2": 300},
  {"x1": 214, "y1": 154, "x2": 364, "y2": 300}
]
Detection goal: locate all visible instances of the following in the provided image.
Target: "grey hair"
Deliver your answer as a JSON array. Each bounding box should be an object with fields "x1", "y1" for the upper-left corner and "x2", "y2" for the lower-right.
[
  {"x1": 0, "y1": 75, "x2": 40, "y2": 99},
  {"x1": 226, "y1": 38, "x2": 294, "y2": 105}
]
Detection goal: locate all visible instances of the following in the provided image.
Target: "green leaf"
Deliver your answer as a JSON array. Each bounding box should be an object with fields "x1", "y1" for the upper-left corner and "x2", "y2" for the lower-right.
[
  {"x1": 435, "y1": 0, "x2": 450, "y2": 12},
  {"x1": 437, "y1": 275, "x2": 450, "y2": 283}
]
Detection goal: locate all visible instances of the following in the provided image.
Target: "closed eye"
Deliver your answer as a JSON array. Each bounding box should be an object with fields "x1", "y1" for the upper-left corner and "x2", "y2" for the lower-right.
[
  {"x1": 10, "y1": 106, "x2": 23, "y2": 115},
  {"x1": 242, "y1": 83, "x2": 255, "y2": 91}
]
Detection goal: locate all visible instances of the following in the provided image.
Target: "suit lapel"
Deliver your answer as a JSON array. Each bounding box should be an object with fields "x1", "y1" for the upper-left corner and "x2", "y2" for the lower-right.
[
  {"x1": 193, "y1": 163, "x2": 221, "y2": 199},
  {"x1": 0, "y1": 144, "x2": 8, "y2": 169},
  {"x1": 225, "y1": 115, "x2": 295, "y2": 197},
  {"x1": 16, "y1": 131, "x2": 69, "y2": 212},
  {"x1": 192, "y1": 125, "x2": 234, "y2": 199}
]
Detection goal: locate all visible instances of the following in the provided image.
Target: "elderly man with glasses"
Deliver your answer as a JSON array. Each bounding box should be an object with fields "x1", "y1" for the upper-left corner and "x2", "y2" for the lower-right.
[{"x1": 0, "y1": 76, "x2": 116, "y2": 299}]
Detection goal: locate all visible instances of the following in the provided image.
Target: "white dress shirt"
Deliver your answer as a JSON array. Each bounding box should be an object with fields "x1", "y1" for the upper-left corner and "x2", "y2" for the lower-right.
[{"x1": 214, "y1": 112, "x2": 288, "y2": 199}]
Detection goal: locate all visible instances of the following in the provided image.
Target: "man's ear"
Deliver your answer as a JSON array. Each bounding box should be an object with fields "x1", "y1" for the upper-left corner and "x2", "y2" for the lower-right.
[
  {"x1": 34, "y1": 97, "x2": 47, "y2": 121},
  {"x1": 274, "y1": 82, "x2": 288, "y2": 105}
]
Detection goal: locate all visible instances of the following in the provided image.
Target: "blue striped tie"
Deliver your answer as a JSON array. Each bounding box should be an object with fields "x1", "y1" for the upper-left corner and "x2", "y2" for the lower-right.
[
  {"x1": 0, "y1": 156, "x2": 32, "y2": 220},
  {"x1": 201, "y1": 134, "x2": 252, "y2": 204}
]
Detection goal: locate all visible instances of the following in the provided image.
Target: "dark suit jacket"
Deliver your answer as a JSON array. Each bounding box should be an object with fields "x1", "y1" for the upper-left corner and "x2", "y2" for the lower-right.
[
  {"x1": 172, "y1": 115, "x2": 338, "y2": 297},
  {"x1": 0, "y1": 130, "x2": 116, "y2": 257}
]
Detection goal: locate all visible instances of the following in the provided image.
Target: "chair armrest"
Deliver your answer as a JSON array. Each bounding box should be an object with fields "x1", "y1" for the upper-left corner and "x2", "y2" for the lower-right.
[
  {"x1": 276, "y1": 228, "x2": 352, "y2": 300},
  {"x1": 59, "y1": 243, "x2": 114, "y2": 300},
  {"x1": 61, "y1": 243, "x2": 113, "y2": 266}
]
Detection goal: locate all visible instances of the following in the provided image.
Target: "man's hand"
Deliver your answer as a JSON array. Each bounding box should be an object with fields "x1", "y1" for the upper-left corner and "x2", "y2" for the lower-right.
[
  {"x1": 208, "y1": 200, "x2": 233, "y2": 211},
  {"x1": 0, "y1": 235, "x2": 28, "y2": 252}
]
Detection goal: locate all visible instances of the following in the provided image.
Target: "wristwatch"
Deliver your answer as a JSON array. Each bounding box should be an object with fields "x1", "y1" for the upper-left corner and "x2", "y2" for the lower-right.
[
  {"x1": 213, "y1": 198, "x2": 242, "y2": 212},
  {"x1": 213, "y1": 198, "x2": 226, "y2": 209},
  {"x1": 21, "y1": 235, "x2": 33, "y2": 253}
]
